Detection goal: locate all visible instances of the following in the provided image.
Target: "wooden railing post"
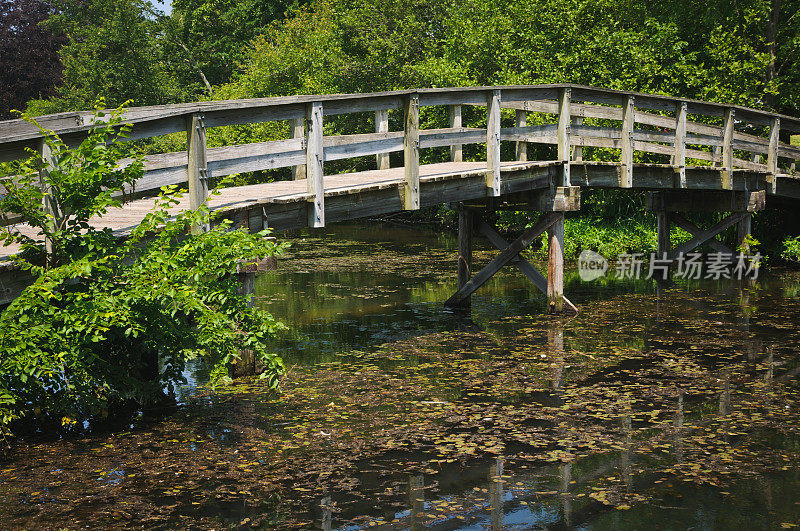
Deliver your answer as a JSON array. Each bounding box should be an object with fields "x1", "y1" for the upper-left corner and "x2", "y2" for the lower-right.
[
  {"x1": 557, "y1": 87, "x2": 571, "y2": 186},
  {"x1": 721, "y1": 107, "x2": 735, "y2": 190},
  {"x1": 449, "y1": 104, "x2": 463, "y2": 162},
  {"x1": 306, "y1": 102, "x2": 325, "y2": 227},
  {"x1": 291, "y1": 117, "x2": 306, "y2": 180},
  {"x1": 767, "y1": 116, "x2": 780, "y2": 193},
  {"x1": 374, "y1": 109, "x2": 390, "y2": 170},
  {"x1": 620, "y1": 95, "x2": 635, "y2": 188},
  {"x1": 403, "y1": 93, "x2": 420, "y2": 210},
  {"x1": 187, "y1": 113, "x2": 209, "y2": 233},
  {"x1": 486, "y1": 89, "x2": 502, "y2": 196},
  {"x1": 674, "y1": 101, "x2": 687, "y2": 188},
  {"x1": 571, "y1": 116, "x2": 583, "y2": 162},
  {"x1": 515, "y1": 109, "x2": 527, "y2": 162},
  {"x1": 38, "y1": 138, "x2": 58, "y2": 259}
]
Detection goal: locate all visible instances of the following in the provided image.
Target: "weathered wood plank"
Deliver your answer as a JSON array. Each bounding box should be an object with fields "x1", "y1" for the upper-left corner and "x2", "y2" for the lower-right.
[
  {"x1": 403, "y1": 94, "x2": 420, "y2": 210},
  {"x1": 186, "y1": 113, "x2": 209, "y2": 232},
  {"x1": 547, "y1": 213, "x2": 565, "y2": 313},
  {"x1": 558, "y1": 88, "x2": 572, "y2": 186},
  {"x1": 721, "y1": 108, "x2": 735, "y2": 189},
  {"x1": 456, "y1": 205, "x2": 473, "y2": 309},
  {"x1": 486, "y1": 90, "x2": 502, "y2": 196},
  {"x1": 620, "y1": 96, "x2": 635, "y2": 188},
  {"x1": 767, "y1": 117, "x2": 780, "y2": 193},
  {"x1": 674, "y1": 101, "x2": 687, "y2": 187},
  {"x1": 291, "y1": 117, "x2": 306, "y2": 180},
  {"x1": 515, "y1": 110, "x2": 527, "y2": 162},
  {"x1": 449, "y1": 105, "x2": 463, "y2": 162},
  {"x1": 306, "y1": 102, "x2": 325, "y2": 227}
]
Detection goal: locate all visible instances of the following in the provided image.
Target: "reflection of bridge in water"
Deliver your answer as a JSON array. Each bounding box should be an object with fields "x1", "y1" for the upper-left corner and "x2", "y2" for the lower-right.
[
  {"x1": 2, "y1": 85, "x2": 800, "y2": 311},
  {"x1": 308, "y1": 305, "x2": 782, "y2": 530}
]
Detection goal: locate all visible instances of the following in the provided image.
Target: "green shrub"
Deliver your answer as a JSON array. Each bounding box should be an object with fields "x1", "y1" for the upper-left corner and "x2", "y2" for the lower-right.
[{"x1": 0, "y1": 107, "x2": 287, "y2": 442}]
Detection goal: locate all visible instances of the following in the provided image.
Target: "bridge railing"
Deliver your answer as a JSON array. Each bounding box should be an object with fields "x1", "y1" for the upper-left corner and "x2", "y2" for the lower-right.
[{"x1": 1, "y1": 84, "x2": 800, "y2": 227}]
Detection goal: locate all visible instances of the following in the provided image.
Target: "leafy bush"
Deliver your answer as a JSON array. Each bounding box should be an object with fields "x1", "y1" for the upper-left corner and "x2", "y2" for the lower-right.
[
  {"x1": 782, "y1": 236, "x2": 800, "y2": 262},
  {"x1": 0, "y1": 107, "x2": 286, "y2": 443}
]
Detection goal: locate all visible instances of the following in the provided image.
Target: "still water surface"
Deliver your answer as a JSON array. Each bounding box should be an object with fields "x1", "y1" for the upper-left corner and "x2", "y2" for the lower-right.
[{"x1": 1, "y1": 222, "x2": 800, "y2": 529}]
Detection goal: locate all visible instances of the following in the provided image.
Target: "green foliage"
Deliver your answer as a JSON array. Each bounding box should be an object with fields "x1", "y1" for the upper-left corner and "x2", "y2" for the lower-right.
[
  {"x1": 169, "y1": 0, "x2": 303, "y2": 89},
  {"x1": 27, "y1": 0, "x2": 186, "y2": 114},
  {"x1": 0, "y1": 108, "x2": 287, "y2": 440},
  {"x1": 782, "y1": 236, "x2": 800, "y2": 262}
]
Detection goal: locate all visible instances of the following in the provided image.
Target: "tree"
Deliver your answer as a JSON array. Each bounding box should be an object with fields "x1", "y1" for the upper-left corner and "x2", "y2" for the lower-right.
[
  {"x1": 167, "y1": 0, "x2": 304, "y2": 90},
  {"x1": 0, "y1": 107, "x2": 286, "y2": 441},
  {"x1": 28, "y1": 0, "x2": 185, "y2": 114},
  {"x1": 0, "y1": 0, "x2": 65, "y2": 119}
]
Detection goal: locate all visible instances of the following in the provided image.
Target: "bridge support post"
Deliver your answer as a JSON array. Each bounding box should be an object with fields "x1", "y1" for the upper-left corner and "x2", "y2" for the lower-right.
[
  {"x1": 229, "y1": 258, "x2": 277, "y2": 378},
  {"x1": 547, "y1": 213, "x2": 565, "y2": 314},
  {"x1": 455, "y1": 205, "x2": 473, "y2": 309},
  {"x1": 291, "y1": 117, "x2": 306, "y2": 180},
  {"x1": 657, "y1": 210, "x2": 671, "y2": 257}
]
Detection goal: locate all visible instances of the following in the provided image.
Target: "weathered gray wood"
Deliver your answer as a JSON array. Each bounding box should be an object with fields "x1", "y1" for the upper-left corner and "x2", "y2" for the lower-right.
[
  {"x1": 374, "y1": 109, "x2": 390, "y2": 170},
  {"x1": 39, "y1": 138, "x2": 58, "y2": 258},
  {"x1": 420, "y1": 127, "x2": 484, "y2": 149},
  {"x1": 449, "y1": 105, "x2": 463, "y2": 162},
  {"x1": 620, "y1": 95, "x2": 635, "y2": 188},
  {"x1": 486, "y1": 90, "x2": 502, "y2": 196},
  {"x1": 291, "y1": 117, "x2": 306, "y2": 180},
  {"x1": 767, "y1": 117, "x2": 780, "y2": 193},
  {"x1": 445, "y1": 212, "x2": 558, "y2": 307},
  {"x1": 306, "y1": 102, "x2": 325, "y2": 227},
  {"x1": 547, "y1": 213, "x2": 565, "y2": 313},
  {"x1": 669, "y1": 213, "x2": 733, "y2": 255},
  {"x1": 669, "y1": 211, "x2": 745, "y2": 259},
  {"x1": 657, "y1": 210, "x2": 670, "y2": 256},
  {"x1": 209, "y1": 138, "x2": 305, "y2": 176},
  {"x1": 721, "y1": 108, "x2": 735, "y2": 189},
  {"x1": 572, "y1": 117, "x2": 583, "y2": 161},
  {"x1": 323, "y1": 132, "x2": 404, "y2": 161},
  {"x1": 403, "y1": 94, "x2": 420, "y2": 210},
  {"x1": 476, "y1": 220, "x2": 577, "y2": 313},
  {"x1": 558, "y1": 87, "x2": 572, "y2": 186},
  {"x1": 515, "y1": 110, "x2": 528, "y2": 161},
  {"x1": 456, "y1": 205, "x2": 473, "y2": 309},
  {"x1": 186, "y1": 113, "x2": 209, "y2": 233},
  {"x1": 648, "y1": 190, "x2": 765, "y2": 213},
  {"x1": 737, "y1": 213, "x2": 752, "y2": 252},
  {"x1": 500, "y1": 124, "x2": 557, "y2": 141}
]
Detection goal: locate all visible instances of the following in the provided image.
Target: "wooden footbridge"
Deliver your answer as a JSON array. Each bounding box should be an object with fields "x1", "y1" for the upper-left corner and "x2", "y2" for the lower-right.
[{"x1": 2, "y1": 84, "x2": 800, "y2": 309}]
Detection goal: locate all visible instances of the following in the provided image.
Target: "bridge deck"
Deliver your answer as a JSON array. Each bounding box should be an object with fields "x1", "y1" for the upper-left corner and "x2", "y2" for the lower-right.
[
  {"x1": 3, "y1": 158, "x2": 793, "y2": 266},
  {"x1": 0, "y1": 161, "x2": 489, "y2": 262}
]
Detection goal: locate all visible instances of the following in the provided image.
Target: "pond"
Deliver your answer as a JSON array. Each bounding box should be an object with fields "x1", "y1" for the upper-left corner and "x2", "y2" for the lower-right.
[{"x1": 1, "y1": 222, "x2": 800, "y2": 529}]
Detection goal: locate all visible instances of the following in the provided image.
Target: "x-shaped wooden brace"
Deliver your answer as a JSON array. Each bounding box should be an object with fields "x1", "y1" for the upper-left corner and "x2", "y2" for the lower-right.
[
  {"x1": 666, "y1": 211, "x2": 746, "y2": 260},
  {"x1": 444, "y1": 212, "x2": 578, "y2": 312}
]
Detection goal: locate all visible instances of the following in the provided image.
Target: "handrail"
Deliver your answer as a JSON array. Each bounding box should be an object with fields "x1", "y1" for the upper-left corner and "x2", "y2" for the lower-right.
[{"x1": 2, "y1": 84, "x2": 800, "y2": 228}]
